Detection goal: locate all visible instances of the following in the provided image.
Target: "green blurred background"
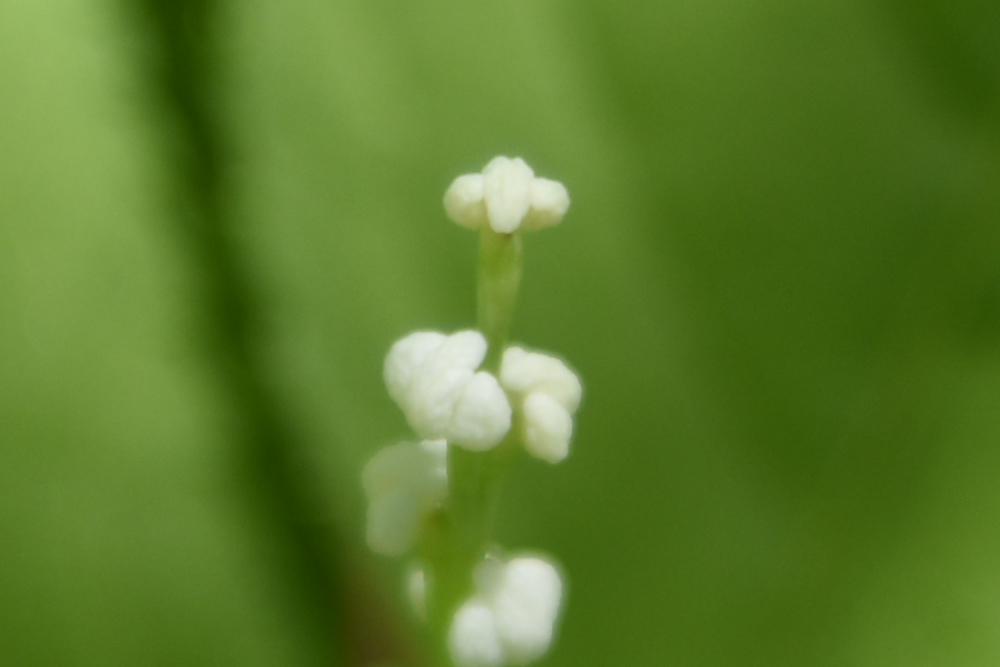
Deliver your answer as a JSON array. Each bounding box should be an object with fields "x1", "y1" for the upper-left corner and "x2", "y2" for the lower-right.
[{"x1": 3, "y1": 0, "x2": 1000, "y2": 665}]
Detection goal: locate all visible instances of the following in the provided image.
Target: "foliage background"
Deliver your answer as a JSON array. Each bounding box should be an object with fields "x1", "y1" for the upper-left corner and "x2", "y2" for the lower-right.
[{"x1": 2, "y1": 0, "x2": 1000, "y2": 665}]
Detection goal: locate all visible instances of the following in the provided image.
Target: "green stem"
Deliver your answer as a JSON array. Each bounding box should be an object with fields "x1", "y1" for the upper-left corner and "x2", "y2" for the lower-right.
[
  {"x1": 421, "y1": 226, "x2": 524, "y2": 665},
  {"x1": 477, "y1": 227, "x2": 523, "y2": 372},
  {"x1": 423, "y1": 439, "x2": 519, "y2": 665}
]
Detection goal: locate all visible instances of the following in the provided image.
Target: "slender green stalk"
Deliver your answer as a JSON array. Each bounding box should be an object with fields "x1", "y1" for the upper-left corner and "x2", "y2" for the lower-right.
[
  {"x1": 477, "y1": 228, "x2": 523, "y2": 372},
  {"x1": 420, "y1": 227, "x2": 524, "y2": 665}
]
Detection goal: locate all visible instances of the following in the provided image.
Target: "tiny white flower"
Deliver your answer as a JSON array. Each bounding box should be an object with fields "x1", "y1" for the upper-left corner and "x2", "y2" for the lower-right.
[
  {"x1": 499, "y1": 347, "x2": 582, "y2": 464},
  {"x1": 444, "y1": 157, "x2": 570, "y2": 234},
  {"x1": 491, "y1": 558, "x2": 563, "y2": 665},
  {"x1": 362, "y1": 440, "x2": 447, "y2": 556},
  {"x1": 444, "y1": 174, "x2": 487, "y2": 229},
  {"x1": 385, "y1": 330, "x2": 512, "y2": 451},
  {"x1": 450, "y1": 599, "x2": 506, "y2": 667},
  {"x1": 521, "y1": 393, "x2": 573, "y2": 464},
  {"x1": 448, "y1": 555, "x2": 564, "y2": 667}
]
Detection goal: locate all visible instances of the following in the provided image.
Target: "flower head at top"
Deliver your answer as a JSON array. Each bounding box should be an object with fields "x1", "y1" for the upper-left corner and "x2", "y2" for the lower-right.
[
  {"x1": 444, "y1": 156, "x2": 570, "y2": 234},
  {"x1": 385, "y1": 330, "x2": 512, "y2": 451}
]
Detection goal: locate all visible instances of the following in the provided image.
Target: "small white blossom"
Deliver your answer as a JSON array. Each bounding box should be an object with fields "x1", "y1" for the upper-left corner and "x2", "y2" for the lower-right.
[
  {"x1": 450, "y1": 600, "x2": 506, "y2": 667},
  {"x1": 492, "y1": 558, "x2": 564, "y2": 664},
  {"x1": 385, "y1": 330, "x2": 512, "y2": 451},
  {"x1": 362, "y1": 440, "x2": 447, "y2": 556},
  {"x1": 444, "y1": 157, "x2": 570, "y2": 234},
  {"x1": 499, "y1": 347, "x2": 582, "y2": 464},
  {"x1": 449, "y1": 555, "x2": 563, "y2": 667}
]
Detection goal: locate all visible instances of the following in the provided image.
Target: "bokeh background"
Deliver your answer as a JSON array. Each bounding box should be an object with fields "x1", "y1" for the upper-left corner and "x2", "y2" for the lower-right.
[{"x1": 3, "y1": 0, "x2": 1000, "y2": 665}]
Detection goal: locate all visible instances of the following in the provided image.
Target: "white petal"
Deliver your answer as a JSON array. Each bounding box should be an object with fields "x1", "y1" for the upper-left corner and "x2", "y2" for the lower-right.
[
  {"x1": 523, "y1": 178, "x2": 570, "y2": 230},
  {"x1": 449, "y1": 599, "x2": 506, "y2": 667},
  {"x1": 500, "y1": 346, "x2": 582, "y2": 412},
  {"x1": 361, "y1": 440, "x2": 447, "y2": 500},
  {"x1": 431, "y1": 330, "x2": 489, "y2": 371},
  {"x1": 360, "y1": 441, "x2": 420, "y2": 498},
  {"x1": 390, "y1": 331, "x2": 489, "y2": 441},
  {"x1": 362, "y1": 440, "x2": 447, "y2": 555},
  {"x1": 492, "y1": 557, "x2": 563, "y2": 665},
  {"x1": 408, "y1": 365, "x2": 477, "y2": 439},
  {"x1": 521, "y1": 392, "x2": 572, "y2": 464},
  {"x1": 404, "y1": 331, "x2": 489, "y2": 440},
  {"x1": 384, "y1": 332, "x2": 447, "y2": 405},
  {"x1": 444, "y1": 173, "x2": 487, "y2": 229},
  {"x1": 482, "y1": 156, "x2": 534, "y2": 233},
  {"x1": 448, "y1": 372, "x2": 512, "y2": 450},
  {"x1": 416, "y1": 438, "x2": 450, "y2": 500}
]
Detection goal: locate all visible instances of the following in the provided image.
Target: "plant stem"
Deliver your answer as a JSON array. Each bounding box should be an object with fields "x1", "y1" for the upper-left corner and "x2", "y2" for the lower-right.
[
  {"x1": 477, "y1": 227, "x2": 523, "y2": 372},
  {"x1": 421, "y1": 226, "x2": 524, "y2": 665}
]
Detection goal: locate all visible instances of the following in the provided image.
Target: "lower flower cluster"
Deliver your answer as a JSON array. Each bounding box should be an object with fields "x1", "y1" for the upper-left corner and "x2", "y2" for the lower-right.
[
  {"x1": 448, "y1": 555, "x2": 563, "y2": 667},
  {"x1": 363, "y1": 328, "x2": 580, "y2": 666}
]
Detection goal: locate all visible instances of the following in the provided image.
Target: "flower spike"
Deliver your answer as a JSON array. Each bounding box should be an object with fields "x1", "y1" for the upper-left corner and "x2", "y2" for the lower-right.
[
  {"x1": 444, "y1": 157, "x2": 570, "y2": 234},
  {"x1": 362, "y1": 157, "x2": 579, "y2": 667}
]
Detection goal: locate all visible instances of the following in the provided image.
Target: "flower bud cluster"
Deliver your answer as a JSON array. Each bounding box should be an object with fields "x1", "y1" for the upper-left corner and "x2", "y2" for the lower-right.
[
  {"x1": 364, "y1": 332, "x2": 580, "y2": 556},
  {"x1": 448, "y1": 556, "x2": 563, "y2": 667},
  {"x1": 362, "y1": 439, "x2": 447, "y2": 556},
  {"x1": 500, "y1": 347, "x2": 582, "y2": 464},
  {"x1": 381, "y1": 330, "x2": 581, "y2": 465},
  {"x1": 384, "y1": 330, "x2": 511, "y2": 452},
  {"x1": 444, "y1": 156, "x2": 570, "y2": 233}
]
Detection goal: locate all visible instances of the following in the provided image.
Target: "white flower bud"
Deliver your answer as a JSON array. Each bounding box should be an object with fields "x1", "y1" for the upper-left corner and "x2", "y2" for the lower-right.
[
  {"x1": 385, "y1": 330, "x2": 511, "y2": 450},
  {"x1": 449, "y1": 372, "x2": 515, "y2": 451},
  {"x1": 362, "y1": 440, "x2": 447, "y2": 556},
  {"x1": 383, "y1": 331, "x2": 447, "y2": 407},
  {"x1": 449, "y1": 600, "x2": 505, "y2": 667},
  {"x1": 443, "y1": 157, "x2": 570, "y2": 234},
  {"x1": 482, "y1": 156, "x2": 535, "y2": 234},
  {"x1": 500, "y1": 347, "x2": 582, "y2": 463},
  {"x1": 444, "y1": 174, "x2": 487, "y2": 229},
  {"x1": 523, "y1": 178, "x2": 570, "y2": 231},
  {"x1": 500, "y1": 347, "x2": 581, "y2": 412},
  {"x1": 448, "y1": 555, "x2": 564, "y2": 667},
  {"x1": 521, "y1": 393, "x2": 573, "y2": 464},
  {"x1": 492, "y1": 558, "x2": 563, "y2": 665}
]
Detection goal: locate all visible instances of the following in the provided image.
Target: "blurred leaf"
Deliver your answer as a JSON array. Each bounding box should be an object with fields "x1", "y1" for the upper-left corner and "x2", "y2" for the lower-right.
[{"x1": 3, "y1": 0, "x2": 1000, "y2": 666}]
